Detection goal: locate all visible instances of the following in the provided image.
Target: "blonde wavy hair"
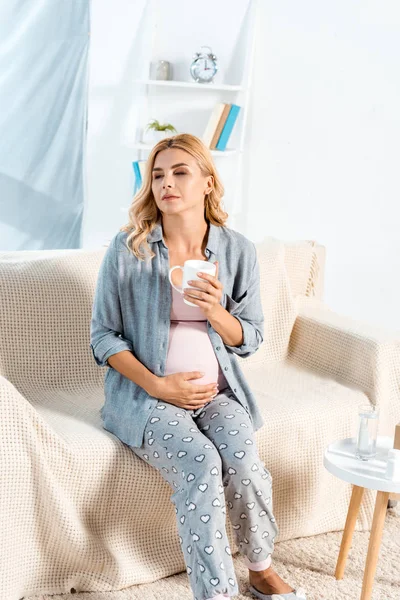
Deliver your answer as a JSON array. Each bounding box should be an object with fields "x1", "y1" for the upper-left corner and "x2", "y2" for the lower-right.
[{"x1": 119, "y1": 133, "x2": 229, "y2": 261}]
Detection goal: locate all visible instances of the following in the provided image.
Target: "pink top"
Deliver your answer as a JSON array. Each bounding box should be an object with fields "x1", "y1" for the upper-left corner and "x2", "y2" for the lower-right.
[{"x1": 164, "y1": 286, "x2": 228, "y2": 389}]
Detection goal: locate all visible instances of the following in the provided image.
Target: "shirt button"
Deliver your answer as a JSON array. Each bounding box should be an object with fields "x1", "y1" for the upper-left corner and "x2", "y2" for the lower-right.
[
  {"x1": 216, "y1": 346, "x2": 221, "y2": 351},
  {"x1": 224, "y1": 366, "x2": 229, "y2": 371},
  {"x1": 234, "y1": 388, "x2": 237, "y2": 392}
]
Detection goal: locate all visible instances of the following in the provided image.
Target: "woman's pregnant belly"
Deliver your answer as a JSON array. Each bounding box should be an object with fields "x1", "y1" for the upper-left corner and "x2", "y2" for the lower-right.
[{"x1": 164, "y1": 320, "x2": 228, "y2": 388}]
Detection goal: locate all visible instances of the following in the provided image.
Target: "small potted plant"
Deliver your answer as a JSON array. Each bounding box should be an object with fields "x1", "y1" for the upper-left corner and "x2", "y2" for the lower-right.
[{"x1": 144, "y1": 119, "x2": 178, "y2": 144}]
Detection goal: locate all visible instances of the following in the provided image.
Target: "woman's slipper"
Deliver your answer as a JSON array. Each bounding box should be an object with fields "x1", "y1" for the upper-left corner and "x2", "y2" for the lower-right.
[{"x1": 249, "y1": 584, "x2": 307, "y2": 600}]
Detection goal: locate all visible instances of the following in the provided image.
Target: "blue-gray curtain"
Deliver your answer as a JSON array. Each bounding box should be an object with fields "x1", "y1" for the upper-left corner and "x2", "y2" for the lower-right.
[{"x1": 0, "y1": 1, "x2": 90, "y2": 250}]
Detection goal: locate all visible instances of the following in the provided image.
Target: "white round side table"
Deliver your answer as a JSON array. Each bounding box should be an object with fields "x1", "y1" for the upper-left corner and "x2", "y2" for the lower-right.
[{"x1": 324, "y1": 435, "x2": 400, "y2": 600}]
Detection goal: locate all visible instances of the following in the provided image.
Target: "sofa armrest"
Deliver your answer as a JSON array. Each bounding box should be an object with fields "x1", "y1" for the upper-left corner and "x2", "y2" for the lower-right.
[{"x1": 288, "y1": 297, "x2": 400, "y2": 423}]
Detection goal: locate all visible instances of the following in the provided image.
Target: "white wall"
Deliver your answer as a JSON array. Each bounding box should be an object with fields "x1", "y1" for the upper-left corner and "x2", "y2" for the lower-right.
[
  {"x1": 83, "y1": 0, "x2": 146, "y2": 247},
  {"x1": 83, "y1": 0, "x2": 400, "y2": 333},
  {"x1": 247, "y1": 0, "x2": 400, "y2": 333}
]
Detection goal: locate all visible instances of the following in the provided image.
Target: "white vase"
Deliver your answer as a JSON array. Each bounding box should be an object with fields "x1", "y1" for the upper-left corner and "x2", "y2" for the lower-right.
[
  {"x1": 142, "y1": 128, "x2": 176, "y2": 145},
  {"x1": 153, "y1": 130, "x2": 171, "y2": 143}
]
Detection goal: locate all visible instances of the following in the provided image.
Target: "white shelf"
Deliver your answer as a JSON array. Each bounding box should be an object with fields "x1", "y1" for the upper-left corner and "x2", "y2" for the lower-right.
[
  {"x1": 127, "y1": 142, "x2": 241, "y2": 156},
  {"x1": 131, "y1": 0, "x2": 259, "y2": 218},
  {"x1": 133, "y1": 78, "x2": 245, "y2": 92}
]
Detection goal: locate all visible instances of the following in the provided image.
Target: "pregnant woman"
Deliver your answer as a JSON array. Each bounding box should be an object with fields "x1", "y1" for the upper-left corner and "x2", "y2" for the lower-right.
[{"x1": 90, "y1": 134, "x2": 306, "y2": 600}]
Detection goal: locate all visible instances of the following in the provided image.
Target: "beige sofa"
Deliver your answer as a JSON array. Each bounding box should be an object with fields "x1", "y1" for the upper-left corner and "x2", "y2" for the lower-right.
[{"x1": 1, "y1": 236, "x2": 399, "y2": 599}]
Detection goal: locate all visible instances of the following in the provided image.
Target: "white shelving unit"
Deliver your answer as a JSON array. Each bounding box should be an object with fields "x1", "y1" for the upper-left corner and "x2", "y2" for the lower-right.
[
  {"x1": 127, "y1": 141, "x2": 239, "y2": 157},
  {"x1": 133, "y1": 79, "x2": 245, "y2": 92},
  {"x1": 124, "y1": 0, "x2": 259, "y2": 230}
]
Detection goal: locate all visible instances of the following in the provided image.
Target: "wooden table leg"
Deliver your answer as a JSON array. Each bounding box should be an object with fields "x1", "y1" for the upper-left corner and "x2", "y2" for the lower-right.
[
  {"x1": 335, "y1": 485, "x2": 365, "y2": 579},
  {"x1": 360, "y1": 490, "x2": 390, "y2": 600}
]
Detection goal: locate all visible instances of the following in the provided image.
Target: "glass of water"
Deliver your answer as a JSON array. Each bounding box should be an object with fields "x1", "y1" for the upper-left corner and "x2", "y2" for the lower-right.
[{"x1": 355, "y1": 404, "x2": 380, "y2": 460}]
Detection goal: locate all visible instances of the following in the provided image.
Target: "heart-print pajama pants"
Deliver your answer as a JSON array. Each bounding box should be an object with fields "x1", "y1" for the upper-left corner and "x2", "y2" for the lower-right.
[{"x1": 129, "y1": 386, "x2": 279, "y2": 600}]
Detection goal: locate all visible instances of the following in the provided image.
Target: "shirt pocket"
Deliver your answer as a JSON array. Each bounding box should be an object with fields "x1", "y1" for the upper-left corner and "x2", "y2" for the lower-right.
[{"x1": 223, "y1": 290, "x2": 248, "y2": 316}]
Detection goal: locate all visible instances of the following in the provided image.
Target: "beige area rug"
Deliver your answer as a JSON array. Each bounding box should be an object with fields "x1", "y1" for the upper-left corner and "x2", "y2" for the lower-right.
[{"x1": 27, "y1": 505, "x2": 400, "y2": 600}]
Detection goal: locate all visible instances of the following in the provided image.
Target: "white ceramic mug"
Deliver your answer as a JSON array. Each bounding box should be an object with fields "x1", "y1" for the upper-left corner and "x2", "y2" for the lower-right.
[{"x1": 168, "y1": 259, "x2": 216, "y2": 307}]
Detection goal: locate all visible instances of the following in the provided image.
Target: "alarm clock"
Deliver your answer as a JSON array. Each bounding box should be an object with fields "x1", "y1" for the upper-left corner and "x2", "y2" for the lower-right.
[{"x1": 190, "y1": 46, "x2": 218, "y2": 84}]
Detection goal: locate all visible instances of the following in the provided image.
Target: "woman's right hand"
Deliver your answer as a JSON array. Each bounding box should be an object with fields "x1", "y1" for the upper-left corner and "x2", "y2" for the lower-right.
[{"x1": 154, "y1": 371, "x2": 219, "y2": 410}]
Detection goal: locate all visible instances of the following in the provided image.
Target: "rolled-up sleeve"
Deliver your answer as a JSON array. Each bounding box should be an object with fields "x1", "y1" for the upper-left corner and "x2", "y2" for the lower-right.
[
  {"x1": 223, "y1": 242, "x2": 264, "y2": 358},
  {"x1": 90, "y1": 236, "x2": 133, "y2": 367}
]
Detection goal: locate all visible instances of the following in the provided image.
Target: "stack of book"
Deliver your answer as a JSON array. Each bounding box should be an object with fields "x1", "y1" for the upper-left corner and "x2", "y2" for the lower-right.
[
  {"x1": 132, "y1": 103, "x2": 241, "y2": 193},
  {"x1": 202, "y1": 103, "x2": 241, "y2": 150},
  {"x1": 132, "y1": 160, "x2": 147, "y2": 194}
]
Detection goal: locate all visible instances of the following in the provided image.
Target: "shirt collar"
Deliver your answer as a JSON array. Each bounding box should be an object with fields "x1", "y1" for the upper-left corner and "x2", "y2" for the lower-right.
[{"x1": 146, "y1": 218, "x2": 220, "y2": 256}]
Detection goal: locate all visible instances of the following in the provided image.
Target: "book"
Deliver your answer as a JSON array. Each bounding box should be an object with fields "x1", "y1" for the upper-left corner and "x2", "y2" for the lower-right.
[
  {"x1": 132, "y1": 161, "x2": 141, "y2": 194},
  {"x1": 216, "y1": 104, "x2": 241, "y2": 151},
  {"x1": 138, "y1": 160, "x2": 147, "y2": 181},
  {"x1": 210, "y1": 103, "x2": 232, "y2": 149},
  {"x1": 132, "y1": 160, "x2": 147, "y2": 193},
  {"x1": 202, "y1": 103, "x2": 226, "y2": 148}
]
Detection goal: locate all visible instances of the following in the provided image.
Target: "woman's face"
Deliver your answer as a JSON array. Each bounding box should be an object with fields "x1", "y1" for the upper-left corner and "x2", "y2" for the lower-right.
[{"x1": 151, "y1": 148, "x2": 213, "y2": 215}]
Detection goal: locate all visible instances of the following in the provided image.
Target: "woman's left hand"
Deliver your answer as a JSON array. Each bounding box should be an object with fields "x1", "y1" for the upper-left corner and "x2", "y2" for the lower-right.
[{"x1": 183, "y1": 261, "x2": 223, "y2": 319}]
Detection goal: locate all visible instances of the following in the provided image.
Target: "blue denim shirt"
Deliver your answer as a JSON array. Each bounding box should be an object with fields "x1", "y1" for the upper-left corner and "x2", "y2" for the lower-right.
[{"x1": 90, "y1": 219, "x2": 265, "y2": 448}]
